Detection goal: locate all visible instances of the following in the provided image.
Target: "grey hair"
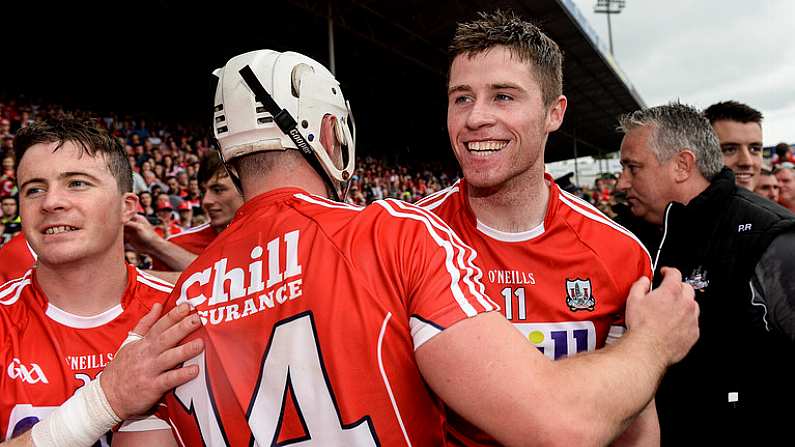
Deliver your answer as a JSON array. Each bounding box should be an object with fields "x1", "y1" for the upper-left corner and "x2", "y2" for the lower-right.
[{"x1": 618, "y1": 101, "x2": 724, "y2": 180}]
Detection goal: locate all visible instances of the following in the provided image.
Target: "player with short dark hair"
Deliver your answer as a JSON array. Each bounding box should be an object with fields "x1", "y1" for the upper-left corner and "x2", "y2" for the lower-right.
[
  {"x1": 125, "y1": 150, "x2": 244, "y2": 271},
  {"x1": 703, "y1": 100, "x2": 765, "y2": 190},
  {"x1": 0, "y1": 115, "x2": 200, "y2": 447},
  {"x1": 418, "y1": 10, "x2": 658, "y2": 445}
]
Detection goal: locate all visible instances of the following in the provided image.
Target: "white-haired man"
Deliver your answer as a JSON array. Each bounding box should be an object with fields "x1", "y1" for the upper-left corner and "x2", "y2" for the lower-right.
[{"x1": 618, "y1": 102, "x2": 795, "y2": 445}]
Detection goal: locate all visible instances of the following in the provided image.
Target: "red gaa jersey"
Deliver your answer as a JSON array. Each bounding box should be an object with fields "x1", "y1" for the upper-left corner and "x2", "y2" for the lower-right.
[
  {"x1": 0, "y1": 233, "x2": 36, "y2": 285},
  {"x1": 0, "y1": 264, "x2": 174, "y2": 443},
  {"x1": 417, "y1": 175, "x2": 652, "y2": 446},
  {"x1": 151, "y1": 223, "x2": 218, "y2": 271},
  {"x1": 167, "y1": 223, "x2": 217, "y2": 255},
  {"x1": 161, "y1": 188, "x2": 497, "y2": 447}
]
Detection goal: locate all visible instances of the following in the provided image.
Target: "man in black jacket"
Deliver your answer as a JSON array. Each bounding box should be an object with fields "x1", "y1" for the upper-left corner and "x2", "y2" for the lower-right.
[{"x1": 616, "y1": 101, "x2": 795, "y2": 446}]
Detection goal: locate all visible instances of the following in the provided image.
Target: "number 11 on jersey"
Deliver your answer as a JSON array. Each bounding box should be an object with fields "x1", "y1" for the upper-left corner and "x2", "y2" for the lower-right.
[{"x1": 501, "y1": 287, "x2": 526, "y2": 320}]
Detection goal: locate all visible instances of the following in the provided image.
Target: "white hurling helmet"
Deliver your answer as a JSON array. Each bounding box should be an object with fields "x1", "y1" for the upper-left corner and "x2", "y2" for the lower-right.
[{"x1": 212, "y1": 50, "x2": 355, "y2": 200}]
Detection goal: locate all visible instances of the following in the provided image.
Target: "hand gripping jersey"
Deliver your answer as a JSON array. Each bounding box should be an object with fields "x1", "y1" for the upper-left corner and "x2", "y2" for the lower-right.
[
  {"x1": 0, "y1": 233, "x2": 36, "y2": 284},
  {"x1": 0, "y1": 264, "x2": 173, "y2": 443},
  {"x1": 151, "y1": 223, "x2": 218, "y2": 271},
  {"x1": 417, "y1": 174, "x2": 652, "y2": 446},
  {"x1": 161, "y1": 188, "x2": 497, "y2": 447}
]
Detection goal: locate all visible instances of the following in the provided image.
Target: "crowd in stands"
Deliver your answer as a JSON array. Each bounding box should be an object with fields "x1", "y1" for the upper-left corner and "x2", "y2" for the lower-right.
[
  {"x1": 0, "y1": 98, "x2": 459, "y2": 262},
  {"x1": 2, "y1": 97, "x2": 789, "y2": 262}
]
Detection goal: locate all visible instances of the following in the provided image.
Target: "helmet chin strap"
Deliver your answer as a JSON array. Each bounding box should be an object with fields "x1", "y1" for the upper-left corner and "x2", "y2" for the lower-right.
[
  {"x1": 214, "y1": 141, "x2": 244, "y2": 196},
  {"x1": 237, "y1": 65, "x2": 344, "y2": 201}
]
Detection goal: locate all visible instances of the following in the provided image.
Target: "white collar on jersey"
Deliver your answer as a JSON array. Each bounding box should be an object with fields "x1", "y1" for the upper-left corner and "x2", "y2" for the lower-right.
[
  {"x1": 476, "y1": 219, "x2": 545, "y2": 242},
  {"x1": 45, "y1": 303, "x2": 123, "y2": 329}
]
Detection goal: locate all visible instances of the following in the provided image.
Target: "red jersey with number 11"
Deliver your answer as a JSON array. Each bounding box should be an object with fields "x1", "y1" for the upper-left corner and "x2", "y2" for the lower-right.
[{"x1": 418, "y1": 175, "x2": 652, "y2": 446}]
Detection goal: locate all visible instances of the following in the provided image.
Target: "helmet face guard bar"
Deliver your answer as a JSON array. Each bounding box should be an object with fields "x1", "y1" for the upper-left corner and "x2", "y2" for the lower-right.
[{"x1": 237, "y1": 65, "x2": 345, "y2": 201}]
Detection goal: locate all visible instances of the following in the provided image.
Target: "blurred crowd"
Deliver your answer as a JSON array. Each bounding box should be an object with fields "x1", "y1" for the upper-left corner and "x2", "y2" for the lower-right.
[
  {"x1": 3, "y1": 97, "x2": 790, "y2": 260},
  {"x1": 0, "y1": 98, "x2": 459, "y2": 256}
]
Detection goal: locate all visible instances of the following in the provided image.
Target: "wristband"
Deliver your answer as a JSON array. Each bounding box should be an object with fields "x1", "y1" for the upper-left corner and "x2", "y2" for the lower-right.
[{"x1": 31, "y1": 377, "x2": 122, "y2": 447}]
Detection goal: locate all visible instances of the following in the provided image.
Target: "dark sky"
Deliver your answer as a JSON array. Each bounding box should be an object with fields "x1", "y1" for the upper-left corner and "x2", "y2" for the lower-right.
[{"x1": 2, "y1": 0, "x2": 456, "y2": 166}]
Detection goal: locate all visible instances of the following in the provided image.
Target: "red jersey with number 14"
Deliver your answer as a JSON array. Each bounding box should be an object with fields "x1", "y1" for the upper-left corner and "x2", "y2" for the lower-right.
[
  {"x1": 0, "y1": 264, "x2": 173, "y2": 442},
  {"x1": 418, "y1": 175, "x2": 652, "y2": 446},
  {"x1": 161, "y1": 188, "x2": 498, "y2": 447}
]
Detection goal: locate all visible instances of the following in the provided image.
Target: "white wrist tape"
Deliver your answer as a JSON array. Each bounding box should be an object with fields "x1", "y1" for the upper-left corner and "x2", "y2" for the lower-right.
[{"x1": 31, "y1": 377, "x2": 122, "y2": 447}]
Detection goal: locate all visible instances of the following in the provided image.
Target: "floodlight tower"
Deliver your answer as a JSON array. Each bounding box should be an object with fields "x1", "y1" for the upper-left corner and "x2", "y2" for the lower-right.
[{"x1": 594, "y1": 0, "x2": 626, "y2": 55}]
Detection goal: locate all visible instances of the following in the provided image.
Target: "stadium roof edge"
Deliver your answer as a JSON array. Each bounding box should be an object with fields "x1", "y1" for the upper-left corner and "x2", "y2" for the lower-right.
[
  {"x1": 554, "y1": 0, "x2": 646, "y2": 109},
  {"x1": 1, "y1": 0, "x2": 646, "y2": 163},
  {"x1": 293, "y1": 0, "x2": 648, "y2": 162}
]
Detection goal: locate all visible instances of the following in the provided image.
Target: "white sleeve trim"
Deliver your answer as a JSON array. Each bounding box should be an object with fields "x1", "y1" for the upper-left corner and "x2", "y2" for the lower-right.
[
  {"x1": 410, "y1": 316, "x2": 443, "y2": 351},
  {"x1": 605, "y1": 324, "x2": 626, "y2": 345},
  {"x1": 118, "y1": 414, "x2": 171, "y2": 432}
]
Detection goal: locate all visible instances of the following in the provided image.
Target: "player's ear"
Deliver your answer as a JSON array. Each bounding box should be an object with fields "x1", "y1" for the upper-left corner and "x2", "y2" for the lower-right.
[
  {"x1": 545, "y1": 95, "x2": 567, "y2": 133},
  {"x1": 121, "y1": 192, "x2": 139, "y2": 223},
  {"x1": 319, "y1": 114, "x2": 341, "y2": 162}
]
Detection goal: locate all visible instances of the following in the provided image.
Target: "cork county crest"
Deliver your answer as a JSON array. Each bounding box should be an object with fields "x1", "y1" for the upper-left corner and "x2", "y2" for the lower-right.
[{"x1": 565, "y1": 278, "x2": 596, "y2": 312}]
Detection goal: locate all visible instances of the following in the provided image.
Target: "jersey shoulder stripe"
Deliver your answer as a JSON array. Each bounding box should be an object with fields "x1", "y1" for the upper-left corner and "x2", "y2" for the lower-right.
[
  {"x1": 25, "y1": 240, "x2": 37, "y2": 260},
  {"x1": 0, "y1": 269, "x2": 32, "y2": 289},
  {"x1": 414, "y1": 183, "x2": 454, "y2": 205},
  {"x1": 557, "y1": 189, "x2": 652, "y2": 266},
  {"x1": 136, "y1": 269, "x2": 175, "y2": 293},
  {"x1": 414, "y1": 181, "x2": 461, "y2": 210},
  {"x1": 376, "y1": 199, "x2": 498, "y2": 315},
  {"x1": 167, "y1": 223, "x2": 212, "y2": 240},
  {"x1": 0, "y1": 271, "x2": 32, "y2": 305},
  {"x1": 137, "y1": 268, "x2": 175, "y2": 285},
  {"x1": 294, "y1": 193, "x2": 365, "y2": 211}
]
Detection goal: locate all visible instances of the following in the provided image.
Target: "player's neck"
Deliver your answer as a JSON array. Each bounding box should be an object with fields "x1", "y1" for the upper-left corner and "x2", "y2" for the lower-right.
[
  {"x1": 241, "y1": 163, "x2": 329, "y2": 201},
  {"x1": 467, "y1": 170, "x2": 549, "y2": 233},
  {"x1": 36, "y1": 249, "x2": 129, "y2": 317}
]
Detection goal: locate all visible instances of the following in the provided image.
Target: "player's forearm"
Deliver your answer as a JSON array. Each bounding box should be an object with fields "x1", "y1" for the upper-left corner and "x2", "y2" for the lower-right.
[
  {"x1": 144, "y1": 237, "x2": 197, "y2": 271},
  {"x1": 111, "y1": 429, "x2": 179, "y2": 447},
  {"x1": 610, "y1": 400, "x2": 660, "y2": 447},
  {"x1": 548, "y1": 332, "x2": 666, "y2": 445},
  {"x1": 417, "y1": 312, "x2": 667, "y2": 447}
]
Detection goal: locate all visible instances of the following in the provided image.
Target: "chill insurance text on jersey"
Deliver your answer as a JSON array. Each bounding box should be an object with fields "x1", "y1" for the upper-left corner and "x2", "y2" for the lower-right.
[
  {"x1": 172, "y1": 226, "x2": 356, "y2": 447},
  {"x1": 162, "y1": 190, "x2": 497, "y2": 447}
]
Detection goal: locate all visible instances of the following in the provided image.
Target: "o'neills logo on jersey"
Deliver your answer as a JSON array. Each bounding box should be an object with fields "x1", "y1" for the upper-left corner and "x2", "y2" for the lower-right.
[
  {"x1": 488, "y1": 269, "x2": 536, "y2": 285},
  {"x1": 565, "y1": 278, "x2": 596, "y2": 312},
  {"x1": 7, "y1": 358, "x2": 49, "y2": 384},
  {"x1": 65, "y1": 353, "x2": 114, "y2": 372},
  {"x1": 177, "y1": 230, "x2": 304, "y2": 326}
]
